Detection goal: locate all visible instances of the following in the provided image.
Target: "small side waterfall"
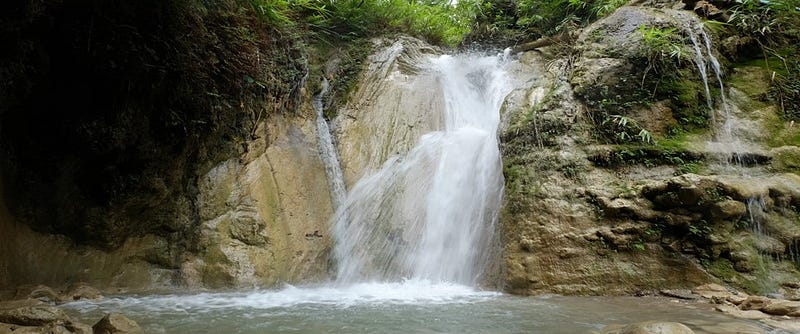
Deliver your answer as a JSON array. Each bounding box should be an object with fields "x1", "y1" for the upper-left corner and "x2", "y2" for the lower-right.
[
  {"x1": 313, "y1": 78, "x2": 348, "y2": 209},
  {"x1": 332, "y1": 53, "x2": 511, "y2": 285},
  {"x1": 684, "y1": 19, "x2": 747, "y2": 163}
]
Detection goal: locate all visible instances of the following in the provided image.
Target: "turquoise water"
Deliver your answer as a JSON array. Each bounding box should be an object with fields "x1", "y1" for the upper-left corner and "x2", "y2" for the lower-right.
[{"x1": 62, "y1": 281, "x2": 773, "y2": 333}]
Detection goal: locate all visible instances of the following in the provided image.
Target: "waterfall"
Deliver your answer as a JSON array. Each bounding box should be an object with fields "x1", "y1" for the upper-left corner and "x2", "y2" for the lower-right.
[
  {"x1": 332, "y1": 53, "x2": 511, "y2": 285},
  {"x1": 685, "y1": 20, "x2": 746, "y2": 163},
  {"x1": 313, "y1": 78, "x2": 348, "y2": 209}
]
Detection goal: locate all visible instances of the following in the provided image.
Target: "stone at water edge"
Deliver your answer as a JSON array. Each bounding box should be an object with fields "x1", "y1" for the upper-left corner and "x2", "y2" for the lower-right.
[
  {"x1": 12, "y1": 285, "x2": 61, "y2": 303},
  {"x1": 697, "y1": 322, "x2": 766, "y2": 334},
  {"x1": 92, "y1": 313, "x2": 143, "y2": 334},
  {"x1": 713, "y1": 304, "x2": 770, "y2": 320},
  {"x1": 691, "y1": 283, "x2": 733, "y2": 299},
  {"x1": 600, "y1": 321, "x2": 694, "y2": 334},
  {"x1": 0, "y1": 303, "x2": 70, "y2": 326},
  {"x1": 762, "y1": 300, "x2": 800, "y2": 316},
  {"x1": 761, "y1": 319, "x2": 800, "y2": 332},
  {"x1": 739, "y1": 296, "x2": 773, "y2": 311},
  {"x1": 60, "y1": 283, "x2": 103, "y2": 302},
  {"x1": 659, "y1": 289, "x2": 698, "y2": 300},
  {"x1": 0, "y1": 300, "x2": 93, "y2": 333}
]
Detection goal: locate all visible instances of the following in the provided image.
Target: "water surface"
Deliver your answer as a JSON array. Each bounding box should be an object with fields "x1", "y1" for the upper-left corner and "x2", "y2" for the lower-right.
[{"x1": 63, "y1": 280, "x2": 771, "y2": 334}]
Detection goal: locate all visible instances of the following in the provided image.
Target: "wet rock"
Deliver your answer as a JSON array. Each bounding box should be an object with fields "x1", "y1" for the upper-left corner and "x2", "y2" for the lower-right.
[
  {"x1": 659, "y1": 289, "x2": 698, "y2": 300},
  {"x1": 13, "y1": 285, "x2": 60, "y2": 303},
  {"x1": 691, "y1": 0, "x2": 728, "y2": 20},
  {"x1": 691, "y1": 283, "x2": 731, "y2": 299},
  {"x1": 92, "y1": 313, "x2": 143, "y2": 334},
  {"x1": 726, "y1": 294, "x2": 748, "y2": 305},
  {"x1": 760, "y1": 319, "x2": 800, "y2": 332},
  {"x1": 61, "y1": 283, "x2": 102, "y2": 302},
  {"x1": 762, "y1": 300, "x2": 800, "y2": 316},
  {"x1": 770, "y1": 146, "x2": 800, "y2": 172},
  {"x1": 0, "y1": 322, "x2": 72, "y2": 333},
  {"x1": 714, "y1": 304, "x2": 770, "y2": 320},
  {"x1": 0, "y1": 296, "x2": 93, "y2": 333},
  {"x1": 601, "y1": 321, "x2": 694, "y2": 334},
  {"x1": 710, "y1": 200, "x2": 746, "y2": 220},
  {"x1": 739, "y1": 296, "x2": 773, "y2": 311},
  {"x1": 697, "y1": 322, "x2": 765, "y2": 334},
  {"x1": 0, "y1": 303, "x2": 70, "y2": 326}
]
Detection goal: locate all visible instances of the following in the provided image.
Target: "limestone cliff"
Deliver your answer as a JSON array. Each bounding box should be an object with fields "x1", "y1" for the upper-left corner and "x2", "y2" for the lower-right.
[{"x1": 499, "y1": 3, "x2": 800, "y2": 295}]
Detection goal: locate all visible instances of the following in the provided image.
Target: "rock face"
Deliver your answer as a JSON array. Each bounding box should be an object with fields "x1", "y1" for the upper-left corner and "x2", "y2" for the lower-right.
[
  {"x1": 0, "y1": 1, "x2": 330, "y2": 291},
  {"x1": 178, "y1": 112, "x2": 334, "y2": 288},
  {"x1": 0, "y1": 109, "x2": 334, "y2": 290},
  {"x1": 499, "y1": 4, "x2": 800, "y2": 295},
  {"x1": 0, "y1": 36, "x2": 445, "y2": 292},
  {"x1": 334, "y1": 37, "x2": 444, "y2": 185}
]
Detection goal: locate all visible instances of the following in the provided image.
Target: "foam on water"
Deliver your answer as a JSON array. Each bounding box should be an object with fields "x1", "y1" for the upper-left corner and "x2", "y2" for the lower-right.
[{"x1": 63, "y1": 280, "x2": 500, "y2": 315}]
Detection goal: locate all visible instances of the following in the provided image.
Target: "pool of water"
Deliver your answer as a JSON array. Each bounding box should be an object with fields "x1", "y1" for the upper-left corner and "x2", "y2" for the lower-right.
[{"x1": 62, "y1": 280, "x2": 774, "y2": 334}]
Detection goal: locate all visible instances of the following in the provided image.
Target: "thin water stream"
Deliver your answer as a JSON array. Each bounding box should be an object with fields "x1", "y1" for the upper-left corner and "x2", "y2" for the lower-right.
[{"x1": 313, "y1": 78, "x2": 347, "y2": 209}]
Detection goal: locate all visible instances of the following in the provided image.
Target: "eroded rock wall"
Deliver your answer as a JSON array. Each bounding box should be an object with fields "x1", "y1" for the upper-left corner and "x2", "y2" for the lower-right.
[
  {"x1": 500, "y1": 4, "x2": 800, "y2": 295},
  {"x1": 334, "y1": 37, "x2": 445, "y2": 185},
  {"x1": 0, "y1": 109, "x2": 334, "y2": 291}
]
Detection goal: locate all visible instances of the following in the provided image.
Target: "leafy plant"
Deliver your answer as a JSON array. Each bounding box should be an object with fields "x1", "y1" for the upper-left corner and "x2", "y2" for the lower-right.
[
  {"x1": 601, "y1": 115, "x2": 654, "y2": 144},
  {"x1": 471, "y1": 0, "x2": 626, "y2": 44}
]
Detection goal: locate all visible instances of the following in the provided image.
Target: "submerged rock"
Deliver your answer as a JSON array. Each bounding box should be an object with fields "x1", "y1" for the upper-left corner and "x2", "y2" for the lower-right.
[
  {"x1": 601, "y1": 321, "x2": 694, "y2": 334},
  {"x1": 92, "y1": 313, "x2": 143, "y2": 334}
]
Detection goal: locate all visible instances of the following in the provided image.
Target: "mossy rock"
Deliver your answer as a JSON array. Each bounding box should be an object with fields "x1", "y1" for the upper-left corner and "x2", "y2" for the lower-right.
[{"x1": 771, "y1": 146, "x2": 800, "y2": 173}]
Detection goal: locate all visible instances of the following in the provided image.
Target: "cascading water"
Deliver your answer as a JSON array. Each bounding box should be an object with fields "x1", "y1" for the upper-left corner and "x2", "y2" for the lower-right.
[
  {"x1": 332, "y1": 53, "x2": 512, "y2": 285},
  {"x1": 684, "y1": 18, "x2": 747, "y2": 164},
  {"x1": 313, "y1": 78, "x2": 348, "y2": 209}
]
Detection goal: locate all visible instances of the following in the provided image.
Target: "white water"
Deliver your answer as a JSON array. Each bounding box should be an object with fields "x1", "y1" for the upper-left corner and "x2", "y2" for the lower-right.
[
  {"x1": 313, "y1": 78, "x2": 348, "y2": 209},
  {"x1": 65, "y1": 280, "x2": 498, "y2": 313},
  {"x1": 685, "y1": 20, "x2": 750, "y2": 164},
  {"x1": 332, "y1": 53, "x2": 511, "y2": 285}
]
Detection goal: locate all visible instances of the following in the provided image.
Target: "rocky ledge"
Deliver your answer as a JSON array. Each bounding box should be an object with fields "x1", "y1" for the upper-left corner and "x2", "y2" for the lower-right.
[{"x1": 0, "y1": 283, "x2": 142, "y2": 334}]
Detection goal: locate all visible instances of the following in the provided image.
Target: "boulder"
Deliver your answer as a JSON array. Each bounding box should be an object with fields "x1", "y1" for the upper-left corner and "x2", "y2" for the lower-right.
[
  {"x1": 659, "y1": 289, "x2": 698, "y2": 300},
  {"x1": 92, "y1": 313, "x2": 143, "y2": 334},
  {"x1": 13, "y1": 285, "x2": 61, "y2": 303},
  {"x1": 601, "y1": 321, "x2": 694, "y2": 334},
  {"x1": 726, "y1": 294, "x2": 748, "y2": 305},
  {"x1": 714, "y1": 304, "x2": 770, "y2": 320},
  {"x1": 691, "y1": 283, "x2": 732, "y2": 299},
  {"x1": 762, "y1": 300, "x2": 800, "y2": 316},
  {"x1": 739, "y1": 296, "x2": 773, "y2": 311},
  {"x1": 0, "y1": 303, "x2": 70, "y2": 326},
  {"x1": 760, "y1": 319, "x2": 800, "y2": 332},
  {"x1": 60, "y1": 283, "x2": 102, "y2": 302},
  {"x1": 696, "y1": 322, "x2": 766, "y2": 334},
  {"x1": 710, "y1": 200, "x2": 746, "y2": 220}
]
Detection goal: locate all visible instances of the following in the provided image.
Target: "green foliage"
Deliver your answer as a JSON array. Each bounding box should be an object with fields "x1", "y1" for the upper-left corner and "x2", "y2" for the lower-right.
[
  {"x1": 515, "y1": 0, "x2": 626, "y2": 35},
  {"x1": 688, "y1": 220, "x2": 712, "y2": 238},
  {"x1": 639, "y1": 25, "x2": 687, "y2": 67},
  {"x1": 253, "y1": 0, "x2": 480, "y2": 46},
  {"x1": 770, "y1": 60, "x2": 800, "y2": 120},
  {"x1": 599, "y1": 115, "x2": 654, "y2": 145},
  {"x1": 470, "y1": 0, "x2": 625, "y2": 43},
  {"x1": 589, "y1": 145, "x2": 704, "y2": 168},
  {"x1": 250, "y1": 0, "x2": 293, "y2": 27},
  {"x1": 724, "y1": 0, "x2": 800, "y2": 120}
]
